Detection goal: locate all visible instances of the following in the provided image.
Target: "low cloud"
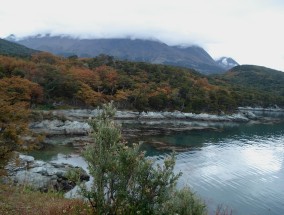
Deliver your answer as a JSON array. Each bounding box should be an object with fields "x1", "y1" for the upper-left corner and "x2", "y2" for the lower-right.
[{"x1": 1, "y1": 0, "x2": 284, "y2": 71}]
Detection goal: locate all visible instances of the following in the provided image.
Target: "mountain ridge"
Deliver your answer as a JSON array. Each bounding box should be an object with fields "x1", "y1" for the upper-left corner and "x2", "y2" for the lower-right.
[
  {"x1": 0, "y1": 38, "x2": 39, "y2": 57},
  {"x1": 7, "y1": 34, "x2": 237, "y2": 74}
]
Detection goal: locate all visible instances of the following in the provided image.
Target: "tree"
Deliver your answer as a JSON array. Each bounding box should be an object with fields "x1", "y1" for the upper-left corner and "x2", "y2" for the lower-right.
[
  {"x1": 0, "y1": 76, "x2": 43, "y2": 157},
  {"x1": 76, "y1": 83, "x2": 105, "y2": 107},
  {"x1": 95, "y1": 66, "x2": 118, "y2": 95},
  {"x1": 31, "y1": 52, "x2": 62, "y2": 65},
  {"x1": 69, "y1": 67, "x2": 101, "y2": 90},
  {"x1": 78, "y1": 102, "x2": 206, "y2": 215}
]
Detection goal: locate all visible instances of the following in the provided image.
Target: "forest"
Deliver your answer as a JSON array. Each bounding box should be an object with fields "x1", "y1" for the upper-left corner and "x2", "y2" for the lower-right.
[
  {"x1": 1, "y1": 52, "x2": 283, "y2": 114},
  {"x1": 1, "y1": 51, "x2": 284, "y2": 155},
  {"x1": 1, "y1": 49, "x2": 284, "y2": 215}
]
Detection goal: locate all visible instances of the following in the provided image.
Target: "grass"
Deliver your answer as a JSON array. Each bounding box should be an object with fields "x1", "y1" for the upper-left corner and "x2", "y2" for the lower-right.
[
  {"x1": 0, "y1": 183, "x2": 93, "y2": 215},
  {"x1": 0, "y1": 183, "x2": 234, "y2": 215}
]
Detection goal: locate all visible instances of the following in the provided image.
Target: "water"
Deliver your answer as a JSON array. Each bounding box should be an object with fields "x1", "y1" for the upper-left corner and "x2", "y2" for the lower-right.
[
  {"x1": 27, "y1": 120, "x2": 284, "y2": 215},
  {"x1": 141, "y1": 122, "x2": 284, "y2": 215}
]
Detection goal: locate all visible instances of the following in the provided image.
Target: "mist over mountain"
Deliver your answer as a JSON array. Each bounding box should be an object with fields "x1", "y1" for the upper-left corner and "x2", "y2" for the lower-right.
[
  {"x1": 0, "y1": 38, "x2": 283, "y2": 110},
  {"x1": 8, "y1": 34, "x2": 238, "y2": 74}
]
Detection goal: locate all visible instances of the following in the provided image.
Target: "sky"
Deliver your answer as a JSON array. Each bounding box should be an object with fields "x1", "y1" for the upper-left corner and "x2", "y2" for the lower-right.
[{"x1": 1, "y1": 0, "x2": 284, "y2": 71}]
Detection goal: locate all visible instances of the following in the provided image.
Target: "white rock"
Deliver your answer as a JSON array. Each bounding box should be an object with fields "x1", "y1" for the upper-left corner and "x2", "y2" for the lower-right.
[{"x1": 19, "y1": 154, "x2": 34, "y2": 163}]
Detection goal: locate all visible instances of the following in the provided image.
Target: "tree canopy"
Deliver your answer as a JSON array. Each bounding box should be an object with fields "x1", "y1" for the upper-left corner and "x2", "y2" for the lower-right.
[
  {"x1": 2, "y1": 53, "x2": 282, "y2": 113},
  {"x1": 0, "y1": 76, "x2": 43, "y2": 156}
]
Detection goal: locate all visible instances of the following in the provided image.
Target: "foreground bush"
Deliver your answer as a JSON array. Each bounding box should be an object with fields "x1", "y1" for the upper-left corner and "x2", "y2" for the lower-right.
[{"x1": 79, "y1": 102, "x2": 207, "y2": 215}]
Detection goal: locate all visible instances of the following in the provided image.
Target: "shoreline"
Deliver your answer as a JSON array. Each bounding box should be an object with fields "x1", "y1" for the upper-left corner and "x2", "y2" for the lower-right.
[{"x1": 28, "y1": 108, "x2": 284, "y2": 147}]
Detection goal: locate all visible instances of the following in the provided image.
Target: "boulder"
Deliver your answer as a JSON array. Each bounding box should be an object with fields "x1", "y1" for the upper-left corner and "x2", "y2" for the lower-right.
[
  {"x1": 3, "y1": 153, "x2": 89, "y2": 192},
  {"x1": 30, "y1": 120, "x2": 91, "y2": 136}
]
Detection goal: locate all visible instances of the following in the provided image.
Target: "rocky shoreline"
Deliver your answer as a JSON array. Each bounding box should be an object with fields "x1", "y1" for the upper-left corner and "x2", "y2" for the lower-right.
[
  {"x1": 30, "y1": 109, "x2": 257, "y2": 136},
  {"x1": 24, "y1": 107, "x2": 284, "y2": 153},
  {"x1": 29, "y1": 108, "x2": 284, "y2": 146},
  {"x1": 2, "y1": 108, "x2": 283, "y2": 192},
  {"x1": 34, "y1": 109, "x2": 256, "y2": 122},
  {"x1": 2, "y1": 153, "x2": 89, "y2": 192}
]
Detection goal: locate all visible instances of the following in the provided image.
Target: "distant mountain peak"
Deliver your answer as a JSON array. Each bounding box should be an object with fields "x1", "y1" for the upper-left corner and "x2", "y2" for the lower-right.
[
  {"x1": 9, "y1": 34, "x2": 238, "y2": 74},
  {"x1": 216, "y1": 57, "x2": 239, "y2": 70},
  {"x1": 6, "y1": 34, "x2": 17, "y2": 41}
]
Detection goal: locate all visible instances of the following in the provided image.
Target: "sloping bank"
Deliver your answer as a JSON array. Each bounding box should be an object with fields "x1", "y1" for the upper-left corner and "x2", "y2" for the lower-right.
[{"x1": 30, "y1": 108, "x2": 284, "y2": 139}]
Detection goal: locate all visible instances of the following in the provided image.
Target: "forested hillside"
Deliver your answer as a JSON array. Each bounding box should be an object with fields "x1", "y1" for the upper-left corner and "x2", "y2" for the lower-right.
[
  {"x1": 0, "y1": 38, "x2": 38, "y2": 57},
  {"x1": 220, "y1": 65, "x2": 284, "y2": 93},
  {"x1": 0, "y1": 53, "x2": 283, "y2": 114},
  {"x1": 212, "y1": 65, "x2": 284, "y2": 107}
]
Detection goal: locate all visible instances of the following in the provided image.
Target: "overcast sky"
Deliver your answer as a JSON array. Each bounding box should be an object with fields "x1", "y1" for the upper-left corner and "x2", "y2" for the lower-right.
[{"x1": 1, "y1": 0, "x2": 284, "y2": 71}]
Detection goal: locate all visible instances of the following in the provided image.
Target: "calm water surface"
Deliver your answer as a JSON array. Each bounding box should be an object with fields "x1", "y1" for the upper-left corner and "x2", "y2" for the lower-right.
[
  {"x1": 29, "y1": 120, "x2": 284, "y2": 215},
  {"x1": 142, "y1": 122, "x2": 284, "y2": 215}
]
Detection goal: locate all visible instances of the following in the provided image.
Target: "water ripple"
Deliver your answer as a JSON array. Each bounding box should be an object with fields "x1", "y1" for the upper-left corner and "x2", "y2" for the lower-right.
[{"x1": 172, "y1": 130, "x2": 284, "y2": 215}]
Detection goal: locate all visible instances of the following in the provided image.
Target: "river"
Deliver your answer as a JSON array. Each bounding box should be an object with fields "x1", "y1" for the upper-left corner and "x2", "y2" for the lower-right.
[
  {"x1": 143, "y1": 122, "x2": 284, "y2": 215},
  {"x1": 28, "y1": 118, "x2": 284, "y2": 215}
]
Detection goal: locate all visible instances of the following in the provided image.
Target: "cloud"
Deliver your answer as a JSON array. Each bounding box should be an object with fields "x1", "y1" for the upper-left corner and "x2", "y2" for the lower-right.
[{"x1": 1, "y1": 0, "x2": 284, "y2": 71}]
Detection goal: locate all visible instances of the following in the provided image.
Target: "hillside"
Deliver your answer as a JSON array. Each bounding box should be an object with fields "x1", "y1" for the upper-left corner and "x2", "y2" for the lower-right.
[
  {"x1": 0, "y1": 38, "x2": 38, "y2": 57},
  {"x1": 0, "y1": 52, "x2": 283, "y2": 112},
  {"x1": 221, "y1": 65, "x2": 284, "y2": 93},
  {"x1": 212, "y1": 65, "x2": 284, "y2": 107},
  {"x1": 10, "y1": 35, "x2": 236, "y2": 74}
]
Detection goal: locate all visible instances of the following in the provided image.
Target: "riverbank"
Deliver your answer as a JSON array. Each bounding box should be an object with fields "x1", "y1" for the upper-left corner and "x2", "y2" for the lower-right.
[
  {"x1": 30, "y1": 109, "x2": 255, "y2": 137},
  {"x1": 32, "y1": 109, "x2": 255, "y2": 122},
  {"x1": 29, "y1": 108, "x2": 284, "y2": 145},
  {"x1": 2, "y1": 108, "x2": 284, "y2": 215}
]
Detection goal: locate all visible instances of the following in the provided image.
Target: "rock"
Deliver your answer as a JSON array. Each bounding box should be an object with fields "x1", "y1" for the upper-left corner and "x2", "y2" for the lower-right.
[
  {"x1": 3, "y1": 153, "x2": 90, "y2": 192},
  {"x1": 31, "y1": 109, "x2": 263, "y2": 126},
  {"x1": 139, "y1": 111, "x2": 165, "y2": 119},
  {"x1": 30, "y1": 120, "x2": 91, "y2": 136},
  {"x1": 43, "y1": 136, "x2": 93, "y2": 146},
  {"x1": 163, "y1": 111, "x2": 186, "y2": 119},
  {"x1": 19, "y1": 154, "x2": 34, "y2": 163},
  {"x1": 29, "y1": 166, "x2": 48, "y2": 175},
  {"x1": 14, "y1": 171, "x2": 50, "y2": 190},
  {"x1": 62, "y1": 120, "x2": 90, "y2": 135},
  {"x1": 238, "y1": 106, "x2": 284, "y2": 113},
  {"x1": 116, "y1": 110, "x2": 139, "y2": 119},
  {"x1": 241, "y1": 111, "x2": 258, "y2": 120},
  {"x1": 29, "y1": 109, "x2": 261, "y2": 141}
]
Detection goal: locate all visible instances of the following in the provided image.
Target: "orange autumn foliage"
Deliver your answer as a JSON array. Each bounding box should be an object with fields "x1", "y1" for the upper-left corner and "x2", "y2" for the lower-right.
[
  {"x1": 94, "y1": 66, "x2": 118, "y2": 94},
  {"x1": 114, "y1": 90, "x2": 130, "y2": 102},
  {"x1": 76, "y1": 83, "x2": 105, "y2": 107},
  {"x1": 31, "y1": 52, "x2": 63, "y2": 65},
  {"x1": 195, "y1": 78, "x2": 217, "y2": 91},
  {"x1": 0, "y1": 76, "x2": 43, "y2": 156},
  {"x1": 69, "y1": 67, "x2": 101, "y2": 88}
]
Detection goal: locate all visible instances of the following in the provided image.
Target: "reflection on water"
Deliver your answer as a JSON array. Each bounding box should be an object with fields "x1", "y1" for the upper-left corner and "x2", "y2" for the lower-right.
[
  {"x1": 145, "y1": 122, "x2": 284, "y2": 215},
  {"x1": 28, "y1": 144, "x2": 76, "y2": 161},
  {"x1": 27, "y1": 121, "x2": 284, "y2": 215}
]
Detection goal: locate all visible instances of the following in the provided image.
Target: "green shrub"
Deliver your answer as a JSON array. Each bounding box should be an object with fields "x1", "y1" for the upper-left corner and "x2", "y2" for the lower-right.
[{"x1": 78, "y1": 102, "x2": 207, "y2": 215}]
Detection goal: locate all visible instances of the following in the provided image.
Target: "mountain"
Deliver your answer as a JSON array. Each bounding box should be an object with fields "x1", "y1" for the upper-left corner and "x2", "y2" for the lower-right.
[
  {"x1": 0, "y1": 38, "x2": 38, "y2": 57},
  {"x1": 221, "y1": 65, "x2": 284, "y2": 92},
  {"x1": 9, "y1": 34, "x2": 237, "y2": 74},
  {"x1": 216, "y1": 57, "x2": 239, "y2": 70}
]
